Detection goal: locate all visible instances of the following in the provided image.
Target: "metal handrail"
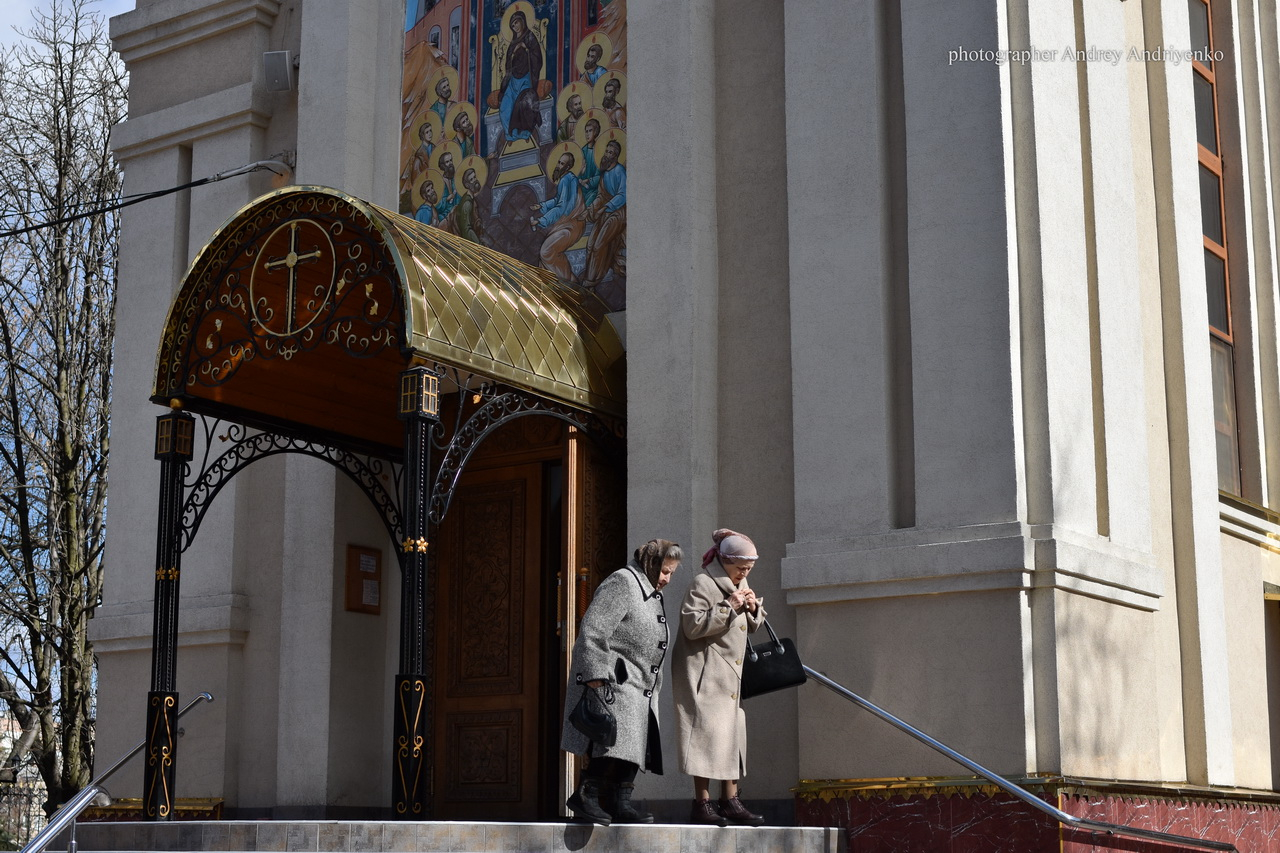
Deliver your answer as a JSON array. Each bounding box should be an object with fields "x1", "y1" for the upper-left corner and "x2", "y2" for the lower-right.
[
  {"x1": 803, "y1": 667, "x2": 1237, "y2": 852},
  {"x1": 20, "y1": 692, "x2": 214, "y2": 853}
]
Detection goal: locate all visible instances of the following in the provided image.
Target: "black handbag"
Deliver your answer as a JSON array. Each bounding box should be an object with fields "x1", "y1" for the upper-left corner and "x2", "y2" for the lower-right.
[
  {"x1": 569, "y1": 681, "x2": 617, "y2": 746},
  {"x1": 741, "y1": 620, "x2": 807, "y2": 699}
]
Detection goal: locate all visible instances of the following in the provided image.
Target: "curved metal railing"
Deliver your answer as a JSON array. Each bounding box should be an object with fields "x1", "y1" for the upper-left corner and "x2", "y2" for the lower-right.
[
  {"x1": 803, "y1": 667, "x2": 1237, "y2": 853},
  {"x1": 20, "y1": 692, "x2": 214, "y2": 853}
]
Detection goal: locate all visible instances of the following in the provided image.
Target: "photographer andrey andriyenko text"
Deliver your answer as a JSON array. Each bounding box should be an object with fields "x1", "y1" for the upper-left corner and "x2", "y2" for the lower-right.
[{"x1": 947, "y1": 45, "x2": 1222, "y2": 67}]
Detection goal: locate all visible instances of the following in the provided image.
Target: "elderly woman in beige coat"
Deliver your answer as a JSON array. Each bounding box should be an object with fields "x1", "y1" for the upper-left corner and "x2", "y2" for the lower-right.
[{"x1": 671, "y1": 529, "x2": 767, "y2": 826}]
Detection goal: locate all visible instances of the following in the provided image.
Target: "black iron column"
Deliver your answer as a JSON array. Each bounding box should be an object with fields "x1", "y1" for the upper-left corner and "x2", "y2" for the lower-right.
[
  {"x1": 145, "y1": 403, "x2": 194, "y2": 820},
  {"x1": 393, "y1": 367, "x2": 440, "y2": 817}
]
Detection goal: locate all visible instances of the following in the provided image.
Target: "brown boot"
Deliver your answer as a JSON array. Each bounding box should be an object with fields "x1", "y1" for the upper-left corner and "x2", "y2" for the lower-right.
[
  {"x1": 689, "y1": 797, "x2": 728, "y2": 826},
  {"x1": 718, "y1": 795, "x2": 765, "y2": 826}
]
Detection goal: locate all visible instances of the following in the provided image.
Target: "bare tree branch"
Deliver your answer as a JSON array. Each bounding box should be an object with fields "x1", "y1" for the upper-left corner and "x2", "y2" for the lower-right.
[{"x1": 0, "y1": 0, "x2": 123, "y2": 816}]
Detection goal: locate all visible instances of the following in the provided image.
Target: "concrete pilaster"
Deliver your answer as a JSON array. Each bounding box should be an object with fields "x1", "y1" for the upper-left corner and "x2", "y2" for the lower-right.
[
  {"x1": 274, "y1": 457, "x2": 338, "y2": 808},
  {"x1": 1230, "y1": 0, "x2": 1280, "y2": 505},
  {"x1": 901, "y1": 0, "x2": 1021, "y2": 536},
  {"x1": 626, "y1": 0, "x2": 720, "y2": 798},
  {"x1": 785, "y1": 0, "x2": 897, "y2": 542},
  {"x1": 98, "y1": 0, "x2": 293, "y2": 805},
  {"x1": 295, "y1": 0, "x2": 401, "y2": 204},
  {"x1": 714, "y1": 0, "x2": 797, "y2": 802},
  {"x1": 1144, "y1": 0, "x2": 1237, "y2": 787},
  {"x1": 783, "y1": 0, "x2": 1034, "y2": 605},
  {"x1": 783, "y1": 0, "x2": 1035, "y2": 782}
]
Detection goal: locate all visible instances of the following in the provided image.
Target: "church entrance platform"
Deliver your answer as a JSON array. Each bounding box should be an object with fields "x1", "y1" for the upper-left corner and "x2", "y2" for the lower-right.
[{"x1": 62, "y1": 820, "x2": 845, "y2": 853}]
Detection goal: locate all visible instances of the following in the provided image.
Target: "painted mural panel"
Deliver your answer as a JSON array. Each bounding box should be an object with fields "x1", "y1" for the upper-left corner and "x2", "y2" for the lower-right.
[{"x1": 401, "y1": 0, "x2": 627, "y2": 312}]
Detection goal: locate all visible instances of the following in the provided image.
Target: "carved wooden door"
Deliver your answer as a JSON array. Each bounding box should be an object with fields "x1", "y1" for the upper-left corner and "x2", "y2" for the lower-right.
[
  {"x1": 558, "y1": 428, "x2": 627, "y2": 804},
  {"x1": 433, "y1": 463, "x2": 543, "y2": 820}
]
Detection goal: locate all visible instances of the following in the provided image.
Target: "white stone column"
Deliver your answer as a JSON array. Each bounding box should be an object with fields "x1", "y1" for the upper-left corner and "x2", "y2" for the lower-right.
[
  {"x1": 103, "y1": 144, "x2": 199, "y2": 612},
  {"x1": 268, "y1": 0, "x2": 401, "y2": 809},
  {"x1": 902, "y1": 0, "x2": 1020, "y2": 538},
  {"x1": 93, "y1": 146, "x2": 199, "y2": 800},
  {"x1": 1012, "y1": 0, "x2": 1096, "y2": 543},
  {"x1": 782, "y1": 0, "x2": 1038, "y2": 782},
  {"x1": 785, "y1": 0, "x2": 896, "y2": 543},
  {"x1": 295, "y1": 0, "x2": 402, "y2": 204},
  {"x1": 626, "y1": 0, "x2": 719, "y2": 572},
  {"x1": 1229, "y1": 0, "x2": 1280, "y2": 504},
  {"x1": 1144, "y1": 0, "x2": 1237, "y2": 787},
  {"x1": 713, "y1": 0, "x2": 797, "y2": 802},
  {"x1": 1006, "y1": 22, "x2": 1090, "y2": 778},
  {"x1": 1080, "y1": 0, "x2": 1152, "y2": 556},
  {"x1": 96, "y1": 0, "x2": 286, "y2": 801},
  {"x1": 784, "y1": 0, "x2": 1029, "y2": 605},
  {"x1": 626, "y1": 0, "x2": 719, "y2": 797},
  {"x1": 274, "y1": 456, "x2": 339, "y2": 808},
  {"x1": 1262, "y1": 0, "x2": 1280, "y2": 505}
]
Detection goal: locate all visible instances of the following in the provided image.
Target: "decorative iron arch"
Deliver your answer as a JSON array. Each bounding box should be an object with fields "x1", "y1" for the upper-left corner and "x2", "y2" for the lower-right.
[
  {"x1": 178, "y1": 417, "x2": 403, "y2": 554},
  {"x1": 425, "y1": 371, "x2": 623, "y2": 525},
  {"x1": 172, "y1": 384, "x2": 623, "y2": 557}
]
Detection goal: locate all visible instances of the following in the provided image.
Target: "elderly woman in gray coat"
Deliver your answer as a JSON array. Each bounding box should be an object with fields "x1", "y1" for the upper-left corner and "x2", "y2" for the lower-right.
[
  {"x1": 561, "y1": 539, "x2": 682, "y2": 825},
  {"x1": 671, "y1": 529, "x2": 767, "y2": 826}
]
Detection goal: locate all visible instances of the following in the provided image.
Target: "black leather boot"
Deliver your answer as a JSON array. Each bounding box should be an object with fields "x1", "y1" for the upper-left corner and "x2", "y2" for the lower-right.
[
  {"x1": 567, "y1": 777, "x2": 612, "y2": 826},
  {"x1": 689, "y1": 797, "x2": 728, "y2": 826},
  {"x1": 609, "y1": 783, "x2": 654, "y2": 823},
  {"x1": 718, "y1": 795, "x2": 765, "y2": 826}
]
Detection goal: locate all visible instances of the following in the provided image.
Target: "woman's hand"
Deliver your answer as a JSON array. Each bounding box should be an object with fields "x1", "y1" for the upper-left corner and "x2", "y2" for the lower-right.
[
  {"x1": 742, "y1": 589, "x2": 759, "y2": 614},
  {"x1": 727, "y1": 590, "x2": 749, "y2": 612}
]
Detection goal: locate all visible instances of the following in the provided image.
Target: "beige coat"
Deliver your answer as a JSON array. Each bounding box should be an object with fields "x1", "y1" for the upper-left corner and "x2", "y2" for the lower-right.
[{"x1": 670, "y1": 564, "x2": 766, "y2": 780}]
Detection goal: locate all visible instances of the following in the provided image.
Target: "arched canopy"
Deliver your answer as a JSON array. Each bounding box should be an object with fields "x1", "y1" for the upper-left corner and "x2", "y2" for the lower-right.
[{"x1": 153, "y1": 186, "x2": 625, "y2": 453}]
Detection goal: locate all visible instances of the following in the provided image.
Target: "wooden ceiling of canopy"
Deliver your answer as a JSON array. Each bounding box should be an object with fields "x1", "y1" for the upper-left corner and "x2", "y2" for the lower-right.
[{"x1": 152, "y1": 187, "x2": 625, "y2": 455}]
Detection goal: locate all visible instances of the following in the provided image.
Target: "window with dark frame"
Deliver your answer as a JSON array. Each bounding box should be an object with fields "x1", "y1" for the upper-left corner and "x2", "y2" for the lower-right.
[
  {"x1": 1191, "y1": 0, "x2": 1242, "y2": 495},
  {"x1": 449, "y1": 7, "x2": 461, "y2": 70}
]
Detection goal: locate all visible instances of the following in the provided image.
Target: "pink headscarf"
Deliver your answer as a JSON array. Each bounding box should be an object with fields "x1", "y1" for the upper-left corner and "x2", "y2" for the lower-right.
[{"x1": 700, "y1": 528, "x2": 758, "y2": 568}]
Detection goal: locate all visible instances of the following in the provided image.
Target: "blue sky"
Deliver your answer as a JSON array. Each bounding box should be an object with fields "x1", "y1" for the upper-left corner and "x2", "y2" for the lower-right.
[{"x1": 0, "y1": 0, "x2": 135, "y2": 49}]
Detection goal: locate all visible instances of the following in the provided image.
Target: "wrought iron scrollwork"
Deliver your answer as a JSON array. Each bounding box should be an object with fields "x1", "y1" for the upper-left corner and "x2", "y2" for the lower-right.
[
  {"x1": 179, "y1": 415, "x2": 402, "y2": 552},
  {"x1": 427, "y1": 382, "x2": 621, "y2": 524},
  {"x1": 156, "y1": 193, "x2": 402, "y2": 397}
]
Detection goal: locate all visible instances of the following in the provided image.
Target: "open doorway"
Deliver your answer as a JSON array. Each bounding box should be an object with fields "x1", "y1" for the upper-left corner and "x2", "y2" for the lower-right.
[{"x1": 429, "y1": 419, "x2": 623, "y2": 819}]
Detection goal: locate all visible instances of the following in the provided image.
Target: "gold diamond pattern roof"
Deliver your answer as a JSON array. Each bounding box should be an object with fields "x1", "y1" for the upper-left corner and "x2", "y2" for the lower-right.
[
  {"x1": 366, "y1": 198, "x2": 625, "y2": 416},
  {"x1": 161, "y1": 185, "x2": 625, "y2": 418}
]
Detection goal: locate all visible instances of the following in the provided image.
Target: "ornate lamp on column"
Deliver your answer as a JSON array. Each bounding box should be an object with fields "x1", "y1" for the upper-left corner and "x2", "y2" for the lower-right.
[
  {"x1": 146, "y1": 401, "x2": 194, "y2": 820},
  {"x1": 393, "y1": 366, "x2": 440, "y2": 817}
]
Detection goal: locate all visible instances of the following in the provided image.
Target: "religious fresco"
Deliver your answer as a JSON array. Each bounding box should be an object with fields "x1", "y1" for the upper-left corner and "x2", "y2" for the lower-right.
[{"x1": 401, "y1": 0, "x2": 627, "y2": 312}]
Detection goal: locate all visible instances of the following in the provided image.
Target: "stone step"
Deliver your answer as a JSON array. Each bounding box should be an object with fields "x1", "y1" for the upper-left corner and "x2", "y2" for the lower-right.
[{"x1": 65, "y1": 821, "x2": 845, "y2": 853}]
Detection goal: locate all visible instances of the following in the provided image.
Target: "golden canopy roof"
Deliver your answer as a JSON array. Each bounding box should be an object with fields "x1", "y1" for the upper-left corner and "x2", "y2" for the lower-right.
[{"x1": 153, "y1": 186, "x2": 624, "y2": 451}]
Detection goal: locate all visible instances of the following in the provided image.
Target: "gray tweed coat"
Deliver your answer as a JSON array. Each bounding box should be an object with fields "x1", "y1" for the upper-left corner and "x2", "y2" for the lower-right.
[{"x1": 560, "y1": 560, "x2": 669, "y2": 772}]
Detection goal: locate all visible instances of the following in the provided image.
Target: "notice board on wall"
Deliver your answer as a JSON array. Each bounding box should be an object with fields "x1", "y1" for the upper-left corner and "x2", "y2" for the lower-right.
[{"x1": 345, "y1": 545, "x2": 382, "y2": 615}]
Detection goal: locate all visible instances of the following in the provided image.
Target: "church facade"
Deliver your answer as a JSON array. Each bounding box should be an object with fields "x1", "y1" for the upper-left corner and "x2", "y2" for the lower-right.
[{"x1": 91, "y1": 0, "x2": 1280, "y2": 845}]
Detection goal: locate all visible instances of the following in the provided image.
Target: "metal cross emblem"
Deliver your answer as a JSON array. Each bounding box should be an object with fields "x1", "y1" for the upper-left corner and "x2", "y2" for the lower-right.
[
  {"x1": 250, "y1": 219, "x2": 335, "y2": 337},
  {"x1": 262, "y1": 222, "x2": 324, "y2": 334}
]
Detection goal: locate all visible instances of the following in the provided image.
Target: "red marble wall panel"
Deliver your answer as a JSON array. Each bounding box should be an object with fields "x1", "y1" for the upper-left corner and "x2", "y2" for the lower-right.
[
  {"x1": 797, "y1": 791, "x2": 1059, "y2": 852},
  {"x1": 1061, "y1": 793, "x2": 1280, "y2": 852},
  {"x1": 798, "y1": 789, "x2": 1280, "y2": 853}
]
